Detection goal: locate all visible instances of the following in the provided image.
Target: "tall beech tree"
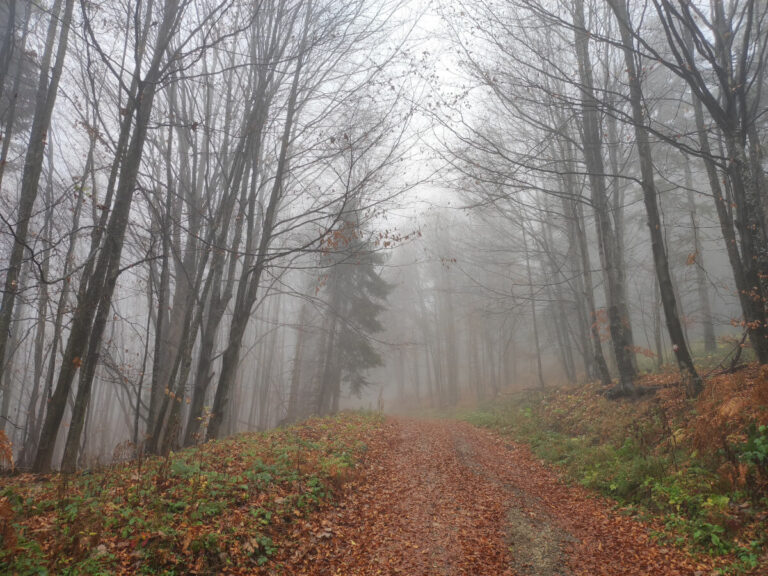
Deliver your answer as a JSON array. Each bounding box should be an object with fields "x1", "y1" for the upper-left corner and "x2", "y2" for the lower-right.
[{"x1": 606, "y1": 0, "x2": 702, "y2": 395}]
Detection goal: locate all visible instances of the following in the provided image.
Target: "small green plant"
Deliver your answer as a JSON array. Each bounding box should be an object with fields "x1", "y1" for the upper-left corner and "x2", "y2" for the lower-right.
[
  {"x1": 0, "y1": 537, "x2": 48, "y2": 575},
  {"x1": 250, "y1": 507, "x2": 272, "y2": 525},
  {"x1": 692, "y1": 522, "x2": 730, "y2": 554},
  {"x1": 739, "y1": 424, "x2": 768, "y2": 469},
  {"x1": 248, "y1": 533, "x2": 277, "y2": 565},
  {"x1": 733, "y1": 540, "x2": 762, "y2": 571},
  {"x1": 170, "y1": 458, "x2": 201, "y2": 479}
]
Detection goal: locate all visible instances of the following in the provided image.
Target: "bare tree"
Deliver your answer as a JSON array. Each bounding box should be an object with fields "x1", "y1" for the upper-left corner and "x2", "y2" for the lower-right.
[{"x1": 0, "y1": 0, "x2": 74, "y2": 385}]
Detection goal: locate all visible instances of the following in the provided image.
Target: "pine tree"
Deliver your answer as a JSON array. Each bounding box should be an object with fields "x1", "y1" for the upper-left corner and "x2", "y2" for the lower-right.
[{"x1": 315, "y1": 216, "x2": 391, "y2": 414}]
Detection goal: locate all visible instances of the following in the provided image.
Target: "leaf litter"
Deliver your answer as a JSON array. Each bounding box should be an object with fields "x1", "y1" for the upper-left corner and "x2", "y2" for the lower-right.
[
  {"x1": 283, "y1": 418, "x2": 719, "y2": 575},
  {"x1": 1, "y1": 414, "x2": 726, "y2": 575}
]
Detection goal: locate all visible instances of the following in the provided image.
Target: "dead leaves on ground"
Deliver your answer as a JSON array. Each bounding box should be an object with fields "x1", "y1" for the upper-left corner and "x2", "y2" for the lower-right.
[
  {"x1": 281, "y1": 419, "x2": 721, "y2": 575},
  {"x1": 0, "y1": 413, "x2": 380, "y2": 575},
  {"x1": 0, "y1": 412, "x2": 748, "y2": 575}
]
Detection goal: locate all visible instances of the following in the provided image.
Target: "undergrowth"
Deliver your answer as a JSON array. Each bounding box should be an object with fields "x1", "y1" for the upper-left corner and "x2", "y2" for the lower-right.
[
  {"x1": 461, "y1": 365, "x2": 768, "y2": 574},
  {"x1": 0, "y1": 411, "x2": 381, "y2": 575}
]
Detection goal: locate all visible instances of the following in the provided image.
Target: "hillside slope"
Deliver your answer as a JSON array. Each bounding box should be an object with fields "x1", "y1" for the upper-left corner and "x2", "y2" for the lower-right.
[{"x1": 1, "y1": 413, "x2": 380, "y2": 575}]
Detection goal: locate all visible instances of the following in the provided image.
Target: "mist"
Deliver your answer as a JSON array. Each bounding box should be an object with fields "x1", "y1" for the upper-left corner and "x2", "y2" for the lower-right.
[{"x1": 0, "y1": 0, "x2": 764, "y2": 474}]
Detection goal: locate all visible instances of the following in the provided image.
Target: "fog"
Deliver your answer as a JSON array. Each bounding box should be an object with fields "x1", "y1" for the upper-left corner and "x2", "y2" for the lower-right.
[{"x1": 0, "y1": 0, "x2": 765, "y2": 471}]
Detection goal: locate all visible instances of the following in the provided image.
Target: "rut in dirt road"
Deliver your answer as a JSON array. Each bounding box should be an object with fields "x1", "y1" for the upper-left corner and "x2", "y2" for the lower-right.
[{"x1": 284, "y1": 419, "x2": 717, "y2": 576}]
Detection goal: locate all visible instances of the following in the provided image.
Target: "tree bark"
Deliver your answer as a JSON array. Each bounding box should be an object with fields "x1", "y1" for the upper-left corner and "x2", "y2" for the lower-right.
[
  {"x1": 573, "y1": 0, "x2": 636, "y2": 393},
  {"x1": 522, "y1": 226, "x2": 545, "y2": 389},
  {"x1": 0, "y1": 0, "x2": 31, "y2": 190},
  {"x1": 285, "y1": 303, "x2": 309, "y2": 424},
  {"x1": 18, "y1": 137, "x2": 54, "y2": 465},
  {"x1": 683, "y1": 156, "x2": 717, "y2": 353},
  {"x1": 559, "y1": 136, "x2": 612, "y2": 386},
  {"x1": 608, "y1": 0, "x2": 702, "y2": 396}
]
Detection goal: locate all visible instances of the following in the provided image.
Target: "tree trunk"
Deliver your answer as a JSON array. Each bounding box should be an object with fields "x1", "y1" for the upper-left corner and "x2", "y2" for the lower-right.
[
  {"x1": 653, "y1": 278, "x2": 664, "y2": 369},
  {"x1": 18, "y1": 139, "x2": 54, "y2": 465},
  {"x1": 0, "y1": 0, "x2": 31, "y2": 190},
  {"x1": 0, "y1": 297, "x2": 24, "y2": 433},
  {"x1": 147, "y1": 172, "x2": 173, "y2": 434},
  {"x1": 560, "y1": 134, "x2": 612, "y2": 386},
  {"x1": 684, "y1": 156, "x2": 717, "y2": 353},
  {"x1": 609, "y1": 0, "x2": 702, "y2": 396},
  {"x1": 285, "y1": 303, "x2": 309, "y2": 424},
  {"x1": 441, "y1": 256, "x2": 460, "y2": 403},
  {"x1": 573, "y1": 0, "x2": 636, "y2": 393},
  {"x1": 522, "y1": 226, "x2": 545, "y2": 389},
  {"x1": 316, "y1": 312, "x2": 339, "y2": 416},
  {"x1": 605, "y1": 103, "x2": 637, "y2": 372},
  {"x1": 0, "y1": 0, "x2": 16, "y2": 100},
  {"x1": 34, "y1": 0, "x2": 181, "y2": 472},
  {"x1": 0, "y1": 0, "x2": 74, "y2": 385}
]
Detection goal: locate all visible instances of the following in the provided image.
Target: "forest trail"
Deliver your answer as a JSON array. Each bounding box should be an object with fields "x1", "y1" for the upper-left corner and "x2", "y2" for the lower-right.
[{"x1": 283, "y1": 419, "x2": 716, "y2": 576}]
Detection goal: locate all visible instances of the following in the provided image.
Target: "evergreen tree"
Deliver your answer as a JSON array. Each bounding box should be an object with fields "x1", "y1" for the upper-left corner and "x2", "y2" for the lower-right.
[{"x1": 315, "y1": 215, "x2": 391, "y2": 414}]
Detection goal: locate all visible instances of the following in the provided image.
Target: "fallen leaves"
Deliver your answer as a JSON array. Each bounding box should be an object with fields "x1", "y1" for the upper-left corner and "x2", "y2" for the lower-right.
[
  {"x1": 279, "y1": 419, "x2": 720, "y2": 575},
  {"x1": 0, "y1": 413, "x2": 381, "y2": 575},
  {"x1": 0, "y1": 413, "x2": 750, "y2": 575}
]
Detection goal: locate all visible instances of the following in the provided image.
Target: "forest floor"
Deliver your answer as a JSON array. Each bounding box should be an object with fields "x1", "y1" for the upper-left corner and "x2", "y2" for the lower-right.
[
  {"x1": 1, "y1": 407, "x2": 761, "y2": 574},
  {"x1": 285, "y1": 418, "x2": 721, "y2": 576}
]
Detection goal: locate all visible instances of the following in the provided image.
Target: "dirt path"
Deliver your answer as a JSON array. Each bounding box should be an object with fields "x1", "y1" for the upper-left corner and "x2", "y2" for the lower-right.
[{"x1": 281, "y1": 419, "x2": 716, "y2": 575}]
